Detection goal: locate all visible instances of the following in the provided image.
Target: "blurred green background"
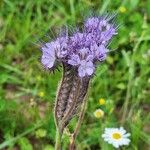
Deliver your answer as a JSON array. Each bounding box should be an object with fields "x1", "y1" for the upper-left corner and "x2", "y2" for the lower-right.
[{"x1": 0, "y1": 0, "x2": 150, "y2": 149}]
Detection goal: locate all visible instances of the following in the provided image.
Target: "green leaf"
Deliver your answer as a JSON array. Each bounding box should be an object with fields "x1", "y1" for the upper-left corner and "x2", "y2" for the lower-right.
[
  {"x1": 116, "y1": 82, "x2": 126, "y2": 90},
  {"x1": 0, "y1": 98, "x2": 6, "y2": 112},
  {"x1": 130, "y1": 0, "x2": 139, "y2": 9},
  {"x1": 18, "y1": 137, "x2": 33, "y2": 150},
  {"x1": 35, "y1": 128, "x2": 47, "y2": 138},
  {"x1": 43, "y1": 145, "x2": 54, "y2": 150}
]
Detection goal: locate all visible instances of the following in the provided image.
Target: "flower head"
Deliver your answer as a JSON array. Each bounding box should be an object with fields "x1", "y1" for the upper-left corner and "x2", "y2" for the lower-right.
[
  {"x1": 102, "y1": 127, "x2": 131, "y2": 148},
  {"x1": 94, "y1": 109, "x2": 104, "y2": 118},
  {"x1": 38, "y1": 91, "x2": 45, "y2": 98},
  {"x1": 40, "y1": 14, "x2": 118, "y2": 77},
  {"x1": 84, "y1": 17, "x2": 99, "y2": 32},
  {"x1": 41, "y1": 42, "x2": 56, "y2": 69},
  {"x1": 119, "y1": 6, "x2": 127, "y2": 13},
  {"x1": 99, "y1": 98, "x2": 106, "y2": 105},
  {"x1": 78, "y1": 60, "x2": 95, "y2": 77},
  {"x1": 41, "y1": 37, "x2": 68, "y2": 69}
]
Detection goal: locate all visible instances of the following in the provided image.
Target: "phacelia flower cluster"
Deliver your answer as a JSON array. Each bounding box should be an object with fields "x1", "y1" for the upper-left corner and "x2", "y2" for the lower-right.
[{"x1": 41, "y1": 15, "x2": 117, "y2": 77}]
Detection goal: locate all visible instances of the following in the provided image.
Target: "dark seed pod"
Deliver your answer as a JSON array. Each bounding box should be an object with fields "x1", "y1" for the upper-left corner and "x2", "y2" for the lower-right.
[
  {"x1": 60, "y1": 74, "x2": 90, "y2": 132},
  {"x1": 72, "y1": 77, "x2": 90, "y2": 116},
  {"x1": 54, "y1": 63, "x2": 74, "y2": 127}
]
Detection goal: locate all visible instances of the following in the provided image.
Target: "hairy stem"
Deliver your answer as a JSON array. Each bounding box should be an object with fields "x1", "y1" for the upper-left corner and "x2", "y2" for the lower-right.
[
  {"x1": 69, "y1": 91, "x2": 88, "y2": 150},
  {"x1": 54, "y1": 63, "x2": 74, "y2": 129},
  {"x1": 61, "y1": 76, "x2": 81, "y2": 133},
  {"x1": 54, "y1": 64, "x2": 74, "y2": 149},
  {"x1": 55, "y1": 130, "x2": 62, "y2": 150}
]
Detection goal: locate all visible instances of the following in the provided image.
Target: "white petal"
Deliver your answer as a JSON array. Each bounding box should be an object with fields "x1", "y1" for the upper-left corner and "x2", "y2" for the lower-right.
[
  {"x1": 123, "y1": 133, "x2": 131, "y2": 137},
  {"x1": 119, "y1": 127, "x2": 126, "y2": 135},
  {"x1": 121, "y1": 139, "x2": 130, "y2": 145},
  {"x1": 104, "y1": 137, "x2": 112, "y2": 142},
  {"x1": 112, "y1": 142, "x2": 120, "y2": 148}
]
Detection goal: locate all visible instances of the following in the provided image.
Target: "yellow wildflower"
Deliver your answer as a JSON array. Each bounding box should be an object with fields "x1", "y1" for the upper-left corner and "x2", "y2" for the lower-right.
[
  {"x1": 94, "y1": 109, "x2": 104, "y2": 118},
  {"x1": 99, "y1": 98, "x2": 106, "y2": 105},
  {"x1": 119, "y1": 6, "x2": 127, "y2": 13},
  {"x1": 38, "y1": 91, "x2": 45, "y2": 97}
]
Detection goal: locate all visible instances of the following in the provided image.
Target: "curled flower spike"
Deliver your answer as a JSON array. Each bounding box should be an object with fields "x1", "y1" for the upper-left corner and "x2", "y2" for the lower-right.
[{"x1": 39, "y1": 13, "x2": 118, "y2": 149}]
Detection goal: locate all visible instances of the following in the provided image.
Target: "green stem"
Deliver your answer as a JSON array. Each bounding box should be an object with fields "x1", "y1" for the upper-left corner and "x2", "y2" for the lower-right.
[
  {"x1": 121, "y1": 69, "x2": 132, "y2": 124},
  {"x1": 55, "y1": 130, "x2": 62, "y2": 150},
  {"x1": 121, "y1": 31, "x2": 145, "y2": 124},
  {"x1": 69, "y1": 86, "x2": 89, "y2": 150}
]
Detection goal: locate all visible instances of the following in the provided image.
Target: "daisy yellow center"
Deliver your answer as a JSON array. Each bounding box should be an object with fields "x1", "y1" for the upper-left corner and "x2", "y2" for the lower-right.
[
  {"x1": 94, "y1": 109, "x2": 104, "y2": 118},
  {"x1": 112, "y1": 133, "x2": 122, "y2": 140}
]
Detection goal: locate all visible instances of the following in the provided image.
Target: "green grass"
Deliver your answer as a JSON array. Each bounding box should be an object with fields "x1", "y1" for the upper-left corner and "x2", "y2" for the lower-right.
[{"x1": 0, "y1": 0, "x2": 150, "y2": 149}]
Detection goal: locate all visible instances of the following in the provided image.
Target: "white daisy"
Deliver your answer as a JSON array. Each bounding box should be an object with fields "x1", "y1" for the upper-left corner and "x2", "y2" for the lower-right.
[
  {"x1": 102, "y1": 127, "x2": 131, "y2": 148},
  {"x1": 94, "y1": 109, "x2": 104, "y2": 118}
]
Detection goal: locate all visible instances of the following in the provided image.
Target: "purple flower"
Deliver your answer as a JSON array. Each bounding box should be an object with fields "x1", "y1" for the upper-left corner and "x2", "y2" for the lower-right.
[
  {"x1": 78, "y1": 60, "x2": 95, "y2": 77},
  {"x1": 97, "y1": 45, "x2": 107, "y2": 61},
  {"x1": 41, "y1": 42, "x2": 57, "y2": 69},
  {"x1": 68, "y1": 54, "x2": 80, "y2": 66},
  {"x1": 40, "y1": 14, "x2": 118, "y2": 77},
  {"x1": 41, "y1": 37, "x2": 68, "y2": 69},
  {"x1": 85, "y1": 17, "x2": 99, "y2": 32},
  {"x1": 100, "y1": 26, "x2": 117, "y2": 44},
  {"x1": 69, "y1": 33, "x2": 85, "y2": 51},
  {"x1": 84, "y1": 16, "x2": 117, "y2": 45},
  {"x1": 55, "y1": 37, "x2": 68, "y2": 58},
  {"x1": 90, "y1": 44, "x2": 107, "y2": 61}
]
